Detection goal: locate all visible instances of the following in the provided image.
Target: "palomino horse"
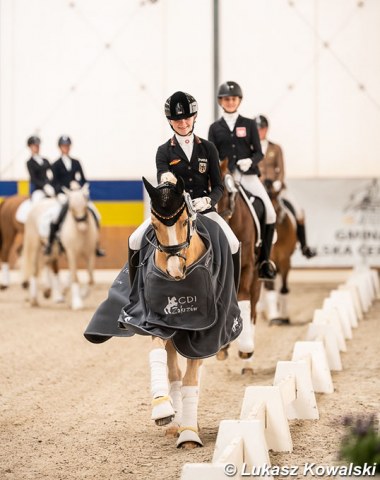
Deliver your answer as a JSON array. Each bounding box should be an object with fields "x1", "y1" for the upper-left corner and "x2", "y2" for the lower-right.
[
  {"x1": 22, "y1": 184, "x2": 97, "y2": 309},
  {"x1": 0, "y1": 195, "x2": 27, "y2": 289},
  {"x1": 262, "y1": 179, "x2": 297, "y2": 325},
  {"x1": 119, "y1": 177, "x2": 241, "y2": 448},
  {"x1": 217, "y1": 159, "x2": 262, "y2": 373}
]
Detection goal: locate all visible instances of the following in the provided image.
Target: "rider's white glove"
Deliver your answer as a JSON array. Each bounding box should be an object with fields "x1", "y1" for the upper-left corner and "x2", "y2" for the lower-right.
[
  {"x1": 43, "y1": 184, "x2": 55, "y2": 197},
  {"x1": 57, "y1": 192, "x2": 67, "y2": 204},
  {"x1": 192, "y1": 196, "x2": 211, "y2": 212},
  {"x1": 70, "y1": 180, "x2": 81, "y2": 190},
  {"x1": 272, "y1": 180, "x2": 283, "y2": 192},
  {"x1": 237, "y1": 158, "x2": 252, "y2": 172},
  {"x1": 160, "y1": 172, "x2": 177, "y2": 184}
]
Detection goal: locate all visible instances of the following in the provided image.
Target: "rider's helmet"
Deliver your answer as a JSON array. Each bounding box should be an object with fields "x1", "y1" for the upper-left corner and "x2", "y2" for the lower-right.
[
  {"x1": 27, "y1": 135, "x2": 41, "y2": 146},
  {"x1": 58, "y1": 135, "x2": 72, "y2": 146},
  {"x1": 164, "y1": 91, "x2": 198, "y2": 120},
  {"x1": 217, "y1": 81, "x2": 243, "y2": 98},
  {"x1": 255, "y1": 115, "x2": 269, "y2": 129}
]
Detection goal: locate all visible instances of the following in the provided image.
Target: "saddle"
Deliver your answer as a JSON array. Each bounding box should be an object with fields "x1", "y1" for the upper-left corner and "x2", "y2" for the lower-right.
[{"x1": 238, "y1": 185, "x2": 265, "y2": 247}]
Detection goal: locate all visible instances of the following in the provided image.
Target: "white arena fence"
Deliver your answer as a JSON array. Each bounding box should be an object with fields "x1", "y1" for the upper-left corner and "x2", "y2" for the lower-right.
[{"x1": 181, "y1": 266, "x2": 380, "y2": 480}]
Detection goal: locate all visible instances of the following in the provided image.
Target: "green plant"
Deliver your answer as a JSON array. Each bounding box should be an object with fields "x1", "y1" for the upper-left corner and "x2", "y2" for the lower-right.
[{"x1": 339, "y1": 414, "x2": 380, "y2": 473}]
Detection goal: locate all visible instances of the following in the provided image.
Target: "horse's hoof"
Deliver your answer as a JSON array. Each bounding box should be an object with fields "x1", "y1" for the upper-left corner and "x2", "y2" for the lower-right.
[
  {"x1": 43, "y1": 288, "x2": 51, "y2": 299},
  {"x1": 152, "y1": 396, "x2": 175, "y2": 426},
  {"x1": 165, "y1": 424, "x2": 179, "y2": 437},
  {"x1": 269, "y1": 318, "x2": 290, "y2": 326},
  {"x1": 21, "y1": 281, "x2": 29, "y2": 289},
  {"x1": 0, "y1": 284, "x2": 8, "y2": 290},
  {"x1": 30, "y1": 299, "x2": 39, "y2": 307},
  {"x1": 241, "y1": 367, "x2": 254, "y2": 375},
  {"x1": 238, "y1": 351, "x2": 253, "y2": 359},
  {"x1": 216, "y1": 349, "x2": 228, "y2": 361},
  {"x1": 177, "y1": 429, "x2": 203, "y2": 448}
]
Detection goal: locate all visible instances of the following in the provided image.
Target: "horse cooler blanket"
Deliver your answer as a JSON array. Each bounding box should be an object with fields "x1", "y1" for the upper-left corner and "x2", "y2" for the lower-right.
[{"x1": 84, "y1": 215, "x2": 242, "y2": 359}]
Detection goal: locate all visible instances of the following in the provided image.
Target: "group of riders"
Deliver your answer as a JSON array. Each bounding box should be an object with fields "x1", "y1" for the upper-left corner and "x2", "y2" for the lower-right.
[{"x1": 26, "y1": 80, "x2": 315, "y2": 280}]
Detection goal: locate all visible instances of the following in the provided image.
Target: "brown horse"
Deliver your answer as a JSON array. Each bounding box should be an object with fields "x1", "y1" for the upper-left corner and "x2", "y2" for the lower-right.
[
  {"x1": 217, "y1": 159, "x2": 262, "y2": 373},
  {"x1": 262, "y1": 179, "x2": 297, "y2": 325},
  {"x1": 0, "y1": 195, "x2": 27, "y2": 289}
]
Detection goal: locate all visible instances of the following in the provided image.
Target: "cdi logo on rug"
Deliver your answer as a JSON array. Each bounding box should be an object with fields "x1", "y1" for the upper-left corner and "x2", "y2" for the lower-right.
[{"x1": 164, "y1": 296, "x2": 198, "y2": 315}]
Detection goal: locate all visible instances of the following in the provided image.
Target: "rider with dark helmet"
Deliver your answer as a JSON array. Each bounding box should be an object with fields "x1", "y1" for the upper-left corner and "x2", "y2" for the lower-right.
[
  {"x1": 255, "y1": 114, "x2": 317, "y2": 259},
  {"x1": 208, "y1": 81, "x2": 277, "y2": 281},
  {"x1": 128, "y1": 91, "x2": 240, "y2": 286},
  {"x1": 44, "y1": 135, "x2": 106, "y2": 257},
  {"x1": 26, "y1": 135, "x2": 55, "y2": 201}
]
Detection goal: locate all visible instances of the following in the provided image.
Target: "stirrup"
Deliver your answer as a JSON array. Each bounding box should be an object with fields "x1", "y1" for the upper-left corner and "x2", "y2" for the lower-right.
[
  {"x1": 258, "y1": 260, "x2": 277, "y2": 280},
  {"x1": 302, "y1": 246, "x2": 317, "y2": 259}
]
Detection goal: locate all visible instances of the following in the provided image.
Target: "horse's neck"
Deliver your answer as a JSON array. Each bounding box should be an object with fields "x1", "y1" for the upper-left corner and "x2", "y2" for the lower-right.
[{"x1": 186, "y1": 231, "x2": 206, "y2": 266}]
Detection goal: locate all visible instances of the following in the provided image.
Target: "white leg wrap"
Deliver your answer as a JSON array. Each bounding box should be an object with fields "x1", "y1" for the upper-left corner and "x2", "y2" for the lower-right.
[
  {"x1": 169, "y1": 380, "x2": 182, "y2": 425},
  {"x1": 71, "y1": 282, "x2": 83, "y2": 310},
  {"x1": 237, "y1": 300, "x2": 254, "y2": 353},
  {"x1": 1, "y1": 263, "x2": 10, "y2": 286},
  {"x1": 266, "y1": 289, "x2": 280, "y2": 320},
  {"x1": 279, "y1": 293, "x2": 289, "y2": 319},
  {"x1": 177, "y1": 386, "x2": 203, "y2": 447},
  {"x1": 150, "y1": 349, "x2": 174, "y2": 422},
  {"x1": 30, "y1": 276, "x2": 38, "y2": 300}
]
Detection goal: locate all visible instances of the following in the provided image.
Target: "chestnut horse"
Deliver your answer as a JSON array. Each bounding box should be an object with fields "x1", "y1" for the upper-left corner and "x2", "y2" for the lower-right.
[
  {"x1": 0, "y1": 195, "x2": 27, "y2": 289},
  {"x1": 122, "y1": 177, "x2": 241, "y2": 449},
  {"x1": 262, "y1": 179, "x2": 297, "y2": 325},
  {"x1": 217, "y1": 159, "x2": 262, "y2": 373}
]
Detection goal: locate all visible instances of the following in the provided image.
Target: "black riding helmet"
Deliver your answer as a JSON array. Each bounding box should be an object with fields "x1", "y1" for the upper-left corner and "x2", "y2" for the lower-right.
[
  {"x1": 255, "y1": 115, "x2": 269, "y2": 129},
  {"x1": 58, "y1": 135, "x2": 72, "y2": 146},
  {"x1": 27, "y1": 135, "x2": 41, "y2": 146},
  {"x1": 164, "y1": 91, "x2": 198, "y2": 120},
  {"x1": 217, "y1": 81, "x2": 243, "y2": 98}
]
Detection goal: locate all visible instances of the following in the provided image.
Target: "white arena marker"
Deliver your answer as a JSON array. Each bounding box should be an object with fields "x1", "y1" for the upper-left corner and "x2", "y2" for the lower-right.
[
  {"x1": 273, "y1": 360, "x2": 319, "y2": 420},
  {"x1": 338, "y1": 283, "x2": 363, "y2": 321},
  {"x1": 213, "y1": 420, "x2": 271, "y2": 472},
  {"x1": 314, "y1": 308, "x2": 346, "y2": 352},
  {"x1": 330, "y1": 290, "x2": 358, "y2": 328},
  {"x1": 370, "y1": 269, "x2": 380, "y2": 299},
  {"x1": 347, "y1": 275, "x2": 370, "y2": 312},
  {"x1": 240, "y1": 386, "x2": 293, "y2": 452},
  {"x1": 292, "y1": 341, "x2": 334, "y2": 394},
  {"x1": 323, "y1": 297, "x2": 352, "y2": 340},
  {"x1": 306, "y1": 323, "x2": 342, "y2": 371}
]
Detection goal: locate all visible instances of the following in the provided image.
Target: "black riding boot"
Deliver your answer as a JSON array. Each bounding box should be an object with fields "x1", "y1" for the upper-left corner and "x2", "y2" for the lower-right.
[
  {"x1": 296, "y1": 222, "x2": 317, "y2": 259},
  {"x1": 44, "y1": 203, "x2": 69, "y2": 255},
  {"x1": 258, "y1": 223, "x2": 277, "y2": 281},
  {"x1": 89, "y1": 208, "x2": 106, "y2": 257},
  {"x1": 232, "y1": 246, "x2": 241, "y2": 292},
  {"x1": 128, "y1": 247, "x2": 139, "y2": 286}
]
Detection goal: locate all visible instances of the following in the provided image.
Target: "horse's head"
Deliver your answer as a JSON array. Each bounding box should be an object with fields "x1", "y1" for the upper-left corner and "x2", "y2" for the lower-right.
[
  {"x1": 143, "y1": 176, "x2": 197, "y2": 281},
  {"x1": 217, "y1": 158, "x2": 238, "y2": 221},
  {"x1": 62, "y1": 183, "x2": 90, "y2": 231}
]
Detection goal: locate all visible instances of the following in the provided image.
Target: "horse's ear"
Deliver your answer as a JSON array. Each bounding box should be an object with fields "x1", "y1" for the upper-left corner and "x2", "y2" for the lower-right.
[
  {"x1": 142, "y1": 177, "x2": 159, "y2": 202},
  {"x1": 176, "y1": 177, "x2": 185, "y2": 195},
  {"x1": 82, "y1": 182, "x2": 90, "y2": 197},
  {"x1": 220, "y1": 158, "x2": 228, "y2": 175}
]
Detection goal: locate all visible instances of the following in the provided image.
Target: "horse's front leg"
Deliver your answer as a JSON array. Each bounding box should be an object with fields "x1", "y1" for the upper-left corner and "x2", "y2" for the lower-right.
[
  {"x1": 165, "y1": 340, "x2": 182, "y2": 436},
  {"x1": 150, "y1": 337, "x2": 175, "y2": 426},
  {"x1": 237, "y1": 262, "x2": 255, "y2": 359},
  {"x1": 177, "y1": 359, "x2": 203, "y2": 449},
  {"x1": 66, "y1": 251, "x2": 83, "y2": 310}
]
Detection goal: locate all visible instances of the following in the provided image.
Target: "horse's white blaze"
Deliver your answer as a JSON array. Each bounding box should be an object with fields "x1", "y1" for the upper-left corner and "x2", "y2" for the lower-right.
[{"x1": 166, "y1": 224, "x2": 183, "y2": 278}]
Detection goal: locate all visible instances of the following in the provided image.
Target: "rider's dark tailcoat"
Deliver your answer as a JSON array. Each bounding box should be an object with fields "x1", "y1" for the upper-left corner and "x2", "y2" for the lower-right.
[
  {"x1": 208, "y1": 115, "x2": 263, "y2": 175},
  {"x1": 51, "y1": 157, "x2": 87, "y2": 194},
  {"x1": 26, "y1": 157, "x2": 52, "y2": 192}
]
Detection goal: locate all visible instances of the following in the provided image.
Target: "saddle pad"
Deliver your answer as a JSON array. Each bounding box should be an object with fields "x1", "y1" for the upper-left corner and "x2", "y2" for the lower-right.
[{"x1": 238, "y1": 185, "x2": 265, "y2": 245}]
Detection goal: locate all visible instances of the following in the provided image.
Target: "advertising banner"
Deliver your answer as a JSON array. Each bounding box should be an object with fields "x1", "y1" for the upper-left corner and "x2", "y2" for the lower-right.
[{"x1": 286, "y1": 178, "x2": 380, "y2": 268}]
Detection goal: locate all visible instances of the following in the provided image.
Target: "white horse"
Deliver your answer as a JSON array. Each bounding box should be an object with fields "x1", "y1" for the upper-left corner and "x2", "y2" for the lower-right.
[{"x1": 22, "y1": 184, "x2": 98, "y2": 310}]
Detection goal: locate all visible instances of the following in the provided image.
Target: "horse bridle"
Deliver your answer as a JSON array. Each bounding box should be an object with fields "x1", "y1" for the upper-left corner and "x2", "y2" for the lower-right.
[
  {"x1": 72, "y1": 210, "x2": 89, "y2": 223},
  {"x1": 218, "y1": 173, "x2": 238, "y2": 220},
  {"x1": 147, "y1": 192, "x2": 197, "y2": 263}
]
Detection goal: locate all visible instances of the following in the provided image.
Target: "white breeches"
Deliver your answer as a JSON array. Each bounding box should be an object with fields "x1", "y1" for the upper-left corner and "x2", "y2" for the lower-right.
[
  {"x1": 233, "y1": 172, "x2": 276, "y2": 224},
  {"x1": 203, "y1": 211, "x2": 239, "y2": 254},
  {"x1": 280, "y1": 189, "x2": 304, "y2": 221}
]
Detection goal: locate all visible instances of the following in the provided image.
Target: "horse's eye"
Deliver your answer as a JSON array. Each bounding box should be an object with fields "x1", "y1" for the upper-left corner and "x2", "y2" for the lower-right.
[{"x1": 182, "y1": 220, "x2": 187, "y2": 227}]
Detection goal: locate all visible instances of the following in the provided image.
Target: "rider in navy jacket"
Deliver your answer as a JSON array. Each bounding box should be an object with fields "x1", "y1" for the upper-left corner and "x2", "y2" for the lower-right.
[
  {"x1": 26, "y1": 136, "x2": 55, "y2": 200},
  {"x1": 44, "y1": 136, "x2": 105, "y2": 257},
  {"x1": 208, "y1": 81, "x2": 277, "y2": 281}
]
